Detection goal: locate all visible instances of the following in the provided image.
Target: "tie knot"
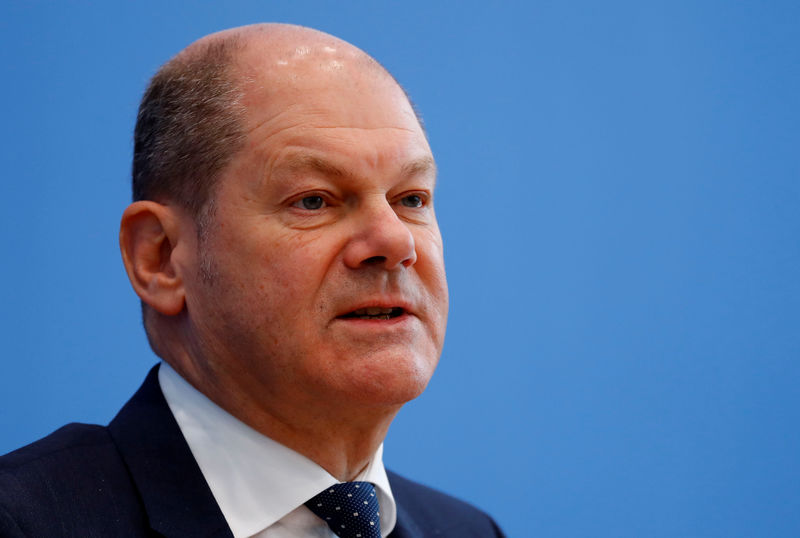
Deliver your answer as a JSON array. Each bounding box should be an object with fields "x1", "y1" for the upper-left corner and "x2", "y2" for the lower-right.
[{"x1": 305, "y1": 481, "x2": 381, "y2": 538}]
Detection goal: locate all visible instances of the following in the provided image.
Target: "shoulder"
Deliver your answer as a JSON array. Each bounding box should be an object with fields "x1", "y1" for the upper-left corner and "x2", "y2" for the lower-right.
[
  {"x1": 1, "y1": 422, "x2": 110, "y2": 466},
  {"x1": 0, "y1": 423, "x2": 146, "y2": 536},
  {"x1": 0, "y1": 423, "x2": 117, "y2": 488},
  {"x1": 387, "y1": 470, "x2": 505, "y2": 537},
  {"x1": 0, "y1": 422, "x2": 121, "y2": 486}
]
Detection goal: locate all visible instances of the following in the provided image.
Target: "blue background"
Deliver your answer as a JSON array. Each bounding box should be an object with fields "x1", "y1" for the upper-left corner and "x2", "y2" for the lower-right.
[{"x1": 1, "y1": 2, "x2": 798, "y2": 536}]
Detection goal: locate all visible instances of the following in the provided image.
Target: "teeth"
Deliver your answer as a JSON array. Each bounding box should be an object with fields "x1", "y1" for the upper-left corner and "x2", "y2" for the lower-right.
[
  {"x1": 353, "y1": 307, "x2": 394, "y2": 316},
  {"x1": 345, "y1": 307, "x2": 401, "y2": 319}
]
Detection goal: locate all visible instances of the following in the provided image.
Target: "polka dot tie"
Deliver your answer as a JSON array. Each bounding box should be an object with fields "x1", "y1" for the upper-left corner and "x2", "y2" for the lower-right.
[{"x1": 305, "y1": 481, "x2": 382, "y2": 538}]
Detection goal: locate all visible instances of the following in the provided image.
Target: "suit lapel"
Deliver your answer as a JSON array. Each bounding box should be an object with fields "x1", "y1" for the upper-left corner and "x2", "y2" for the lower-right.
[{"x1": 108, "y1": 365, "x2": 233, "y2": 538}]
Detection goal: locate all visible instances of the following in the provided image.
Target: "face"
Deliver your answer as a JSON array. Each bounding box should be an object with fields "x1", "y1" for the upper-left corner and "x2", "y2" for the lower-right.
[{"x1": 179, "y1": 41, "x2": 448, "y2": 413}]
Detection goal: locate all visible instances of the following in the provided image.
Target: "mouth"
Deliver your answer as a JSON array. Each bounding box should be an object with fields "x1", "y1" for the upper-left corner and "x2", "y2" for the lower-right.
[{"x1": 338, "y1": 307, "x2": 406, "y2": 320}]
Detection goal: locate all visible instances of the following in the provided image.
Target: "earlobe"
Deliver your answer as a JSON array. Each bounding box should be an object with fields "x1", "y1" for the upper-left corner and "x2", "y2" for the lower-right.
[{"x1": 119, "y1": 201, "x2": 188, "y2": 316}]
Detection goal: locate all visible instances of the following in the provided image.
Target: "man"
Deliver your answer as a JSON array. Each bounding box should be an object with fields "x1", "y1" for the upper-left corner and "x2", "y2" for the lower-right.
[{"x1": 0, "y1": 24, "x2": 504, "y2": 537}]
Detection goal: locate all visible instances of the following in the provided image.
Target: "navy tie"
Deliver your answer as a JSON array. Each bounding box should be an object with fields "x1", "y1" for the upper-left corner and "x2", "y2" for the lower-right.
[{"x1": 305, "y1": 481, "x2": 382, "y2": 538}]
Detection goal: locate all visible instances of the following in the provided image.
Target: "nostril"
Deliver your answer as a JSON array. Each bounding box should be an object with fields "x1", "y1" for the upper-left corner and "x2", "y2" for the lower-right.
[{"x1": 362, "y1": 255, "x2": 387, "y2": 266}]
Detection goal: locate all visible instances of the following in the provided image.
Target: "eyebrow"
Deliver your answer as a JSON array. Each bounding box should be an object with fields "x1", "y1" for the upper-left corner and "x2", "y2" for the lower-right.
[
  {"x1": 401, "y1": 156, "x2": 437, "y2": 179},
  {"x1": 280, "y1": 154, "x2": 437, "y2": 182},
  {"x1": 282, "y1": 154, "x2": 348, "y2": 178}
]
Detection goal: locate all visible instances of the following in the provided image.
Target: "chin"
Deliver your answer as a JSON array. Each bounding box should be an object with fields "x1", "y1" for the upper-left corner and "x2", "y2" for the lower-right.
[{"x1": 327, "y1": 350, "x2": 439, "y2": 407}]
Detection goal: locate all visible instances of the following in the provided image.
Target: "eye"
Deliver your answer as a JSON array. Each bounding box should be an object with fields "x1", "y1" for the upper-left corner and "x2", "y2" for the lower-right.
[
  {"x1": 292, "y1": 195, "x2": 325, "y2": 210},
  {"x1": 400, "y1": 193, "x2": 425, "y2": 208}
]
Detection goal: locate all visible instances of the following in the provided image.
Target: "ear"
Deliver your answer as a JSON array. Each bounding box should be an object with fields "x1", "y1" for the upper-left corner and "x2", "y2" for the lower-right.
[{"x1": 119, "y1": 201, "x2": 191, "y2": 316}]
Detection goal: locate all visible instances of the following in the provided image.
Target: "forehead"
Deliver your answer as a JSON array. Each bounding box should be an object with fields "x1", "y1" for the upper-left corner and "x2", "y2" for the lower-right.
[{"x1": 234, "y1": 38, "x2": 426, "y2": 142}]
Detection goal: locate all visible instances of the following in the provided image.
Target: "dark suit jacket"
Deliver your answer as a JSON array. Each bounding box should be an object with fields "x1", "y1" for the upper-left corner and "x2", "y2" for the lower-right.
[{"x1": 0, "y1": 366, "x2": 504, "y2": 537}]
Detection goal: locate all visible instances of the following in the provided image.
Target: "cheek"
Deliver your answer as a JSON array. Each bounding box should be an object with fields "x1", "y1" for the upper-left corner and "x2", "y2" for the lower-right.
[
  {"x1": 416, "y1": 231, "x2": 449, "y2": 307},
  {"x1": 252, "y1": 228, "x2": 338, "y2": 307},
  {"x1": 402, "y1": 262, "x2": 447, "y2": 359}
]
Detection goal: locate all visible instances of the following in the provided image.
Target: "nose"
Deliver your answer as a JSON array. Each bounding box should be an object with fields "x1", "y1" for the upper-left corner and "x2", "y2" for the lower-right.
[{"x1": 343, "y1": 202, "x2": 417, "y2": 270}]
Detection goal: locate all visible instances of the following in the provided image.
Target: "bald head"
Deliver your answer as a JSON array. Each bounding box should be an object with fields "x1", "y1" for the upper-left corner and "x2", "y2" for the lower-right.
[
  {"x1": 187, "y1": 24, "x2": 394, "y2": 85},
  {"x1": 132, "y1": 24, "x2": 422, "y2": 218}
]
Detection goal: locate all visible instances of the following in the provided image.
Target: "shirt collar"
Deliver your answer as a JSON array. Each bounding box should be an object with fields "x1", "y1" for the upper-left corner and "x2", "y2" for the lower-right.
[{"x1": 158, "y1": 362, "x2": 397, "y2": 538}]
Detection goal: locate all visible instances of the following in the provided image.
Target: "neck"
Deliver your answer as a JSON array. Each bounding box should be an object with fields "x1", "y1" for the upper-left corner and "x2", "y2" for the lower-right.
[
  {"x1": 243, "y1": 406, "x2": 398, "y2": 481},
  {"x1": 164, "y1": 352, "x2": 401, "y2": 481}
]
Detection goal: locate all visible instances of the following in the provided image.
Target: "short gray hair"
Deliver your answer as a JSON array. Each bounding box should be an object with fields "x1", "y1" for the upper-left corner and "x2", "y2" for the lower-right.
[{"x1": 131, "y1": 37, "x2": 248, "y2": 217}]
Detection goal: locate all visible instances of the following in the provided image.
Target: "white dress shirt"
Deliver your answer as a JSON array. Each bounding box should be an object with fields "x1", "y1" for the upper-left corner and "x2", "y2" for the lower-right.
[{"x1": 158, "y1": 362, "x2": 397, "y2": 538}]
